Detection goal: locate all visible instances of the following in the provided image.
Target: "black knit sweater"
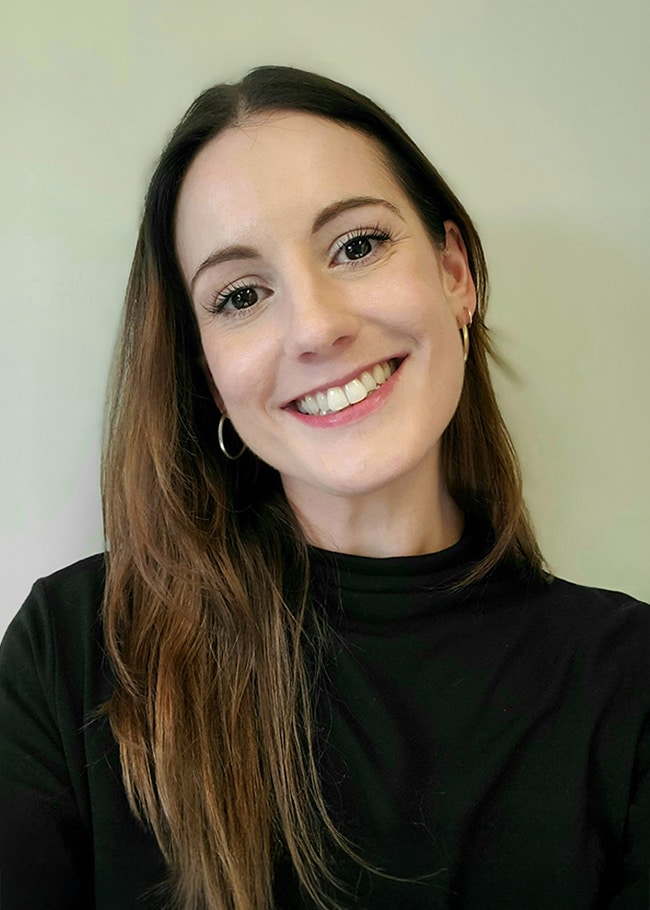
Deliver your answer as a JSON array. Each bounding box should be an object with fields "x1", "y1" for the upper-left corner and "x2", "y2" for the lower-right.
[{"x1": 1, "y1": 527, "x2": 649, "y2": 908}]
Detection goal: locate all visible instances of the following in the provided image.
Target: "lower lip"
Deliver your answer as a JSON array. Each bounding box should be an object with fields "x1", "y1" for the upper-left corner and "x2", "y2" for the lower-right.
[{"x1": 284, "y1": 360, "x2": 404, "y2": 428}]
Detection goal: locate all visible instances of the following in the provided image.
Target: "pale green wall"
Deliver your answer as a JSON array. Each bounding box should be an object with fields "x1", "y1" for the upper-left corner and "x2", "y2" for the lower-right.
[{"x1": 2, "y1": 0, "x2": 649, "y2": 634}]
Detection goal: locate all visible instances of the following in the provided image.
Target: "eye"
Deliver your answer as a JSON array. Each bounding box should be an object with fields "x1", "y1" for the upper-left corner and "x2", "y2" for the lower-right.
[
  {"x1": 207, "y1": 281, "x2": 267, "y2": 316},
  {"x1": 226, "y1": 286, "x2": 259, "y2": 310},
  {"x1": 331, "y1": 226, "x2": 393, "y2": 266},
  {"x1": 343, "y1": 236, "x2": 373, "y2": 260}
]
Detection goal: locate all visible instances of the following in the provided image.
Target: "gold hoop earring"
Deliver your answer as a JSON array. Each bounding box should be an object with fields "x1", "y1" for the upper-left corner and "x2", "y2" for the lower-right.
[
  {"x1": 218, "y1": 413, "x2": 246, "y2": 460},
  {"x1": 459, "y1": 307, "x2": 473, "y2": 363},
  {"x1": 461, "y1": 323, "x2": 470, "y2": 363}
]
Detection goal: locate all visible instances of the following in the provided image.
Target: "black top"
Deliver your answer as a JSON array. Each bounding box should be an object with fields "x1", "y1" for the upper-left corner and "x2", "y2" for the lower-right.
[{"x1": 1, "y1": 527, "x2": 649, "y2": 909}]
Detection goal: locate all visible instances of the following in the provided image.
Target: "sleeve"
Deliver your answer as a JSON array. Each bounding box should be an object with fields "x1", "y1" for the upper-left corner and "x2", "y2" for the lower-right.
[
  {"x1": 0, "y1": 583, "x2": 93, "y2": 910},
  {"x1": 609, "y1": 715, "x2": 650, "y2": 909}
]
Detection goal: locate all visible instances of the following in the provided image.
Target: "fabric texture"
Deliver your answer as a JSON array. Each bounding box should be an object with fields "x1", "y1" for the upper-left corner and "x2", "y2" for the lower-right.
[{"x1": 1, "y1": 528, "x2": 649, "y2": 909}]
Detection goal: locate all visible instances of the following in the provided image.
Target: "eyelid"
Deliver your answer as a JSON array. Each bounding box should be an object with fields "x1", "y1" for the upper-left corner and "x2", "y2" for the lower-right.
[
  {"x1": 205, "y1": 278, "x2": 269, "y2": 316},
  {"x1": 330, "y1": 223, "x2": 394, "y2": 265}
]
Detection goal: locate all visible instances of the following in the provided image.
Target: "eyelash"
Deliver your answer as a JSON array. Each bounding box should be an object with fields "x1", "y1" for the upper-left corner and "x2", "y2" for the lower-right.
[
  {"x1": 331, "y1": 224, "x2": 394, "y2": 265},
  {"x1": 207, "y1": 223, "x2": 394, "y2": 316},
  {"x1": 208, "y1": 279, "x2": 260, "y2": 316}
]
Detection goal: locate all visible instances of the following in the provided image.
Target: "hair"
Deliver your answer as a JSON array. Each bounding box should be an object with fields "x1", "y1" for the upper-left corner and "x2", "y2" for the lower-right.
[{"x1": 101, "y1": 65, "x2": 546, "y2": 910}]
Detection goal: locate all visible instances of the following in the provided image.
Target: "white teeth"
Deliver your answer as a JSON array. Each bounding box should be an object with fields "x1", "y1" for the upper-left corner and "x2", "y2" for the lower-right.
[
  {"x1": 295, "y1": 360, "x2": 398, "y2": 416},
  {"x1": 316, "y1": 391, "x2": 328, "y2": 414},
  {"x1": 344, "y1": 378, "x2": 368, "y2": 404},
  {"x1": 360, "y1": 371, "x2": 378, "y2": 392},
  {"x1": 306, "y1": 395, "x2": 319, "y2": 415},
  {"x1": 327, "y1": 387, "x2": 348, "y2": 412}
]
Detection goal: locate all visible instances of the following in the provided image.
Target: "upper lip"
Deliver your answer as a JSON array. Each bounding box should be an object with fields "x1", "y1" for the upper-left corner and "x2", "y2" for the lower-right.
[{"x1": 281, "y1": 356, "x2": 405, "y2": 408}]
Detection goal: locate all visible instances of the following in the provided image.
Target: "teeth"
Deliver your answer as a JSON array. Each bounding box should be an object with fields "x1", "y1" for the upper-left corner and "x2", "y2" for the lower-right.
[
  {"x1": 327, "y1": 387, "x2": 348, "y2": 412},
  {"x1": 316, "y1": 391, "x2": 328, "y2": 415},
  {"x1": 304, "y1": 395, "x2": 319, "y2": 416},
  {"x1": 360, "y1": 371, "x2": 378, "y2": 392},
  {"x1": 295, "y1": 360, "x2": 397, "y2": 416},
  {"x1": 344, "y1": 378, "x2": 367, "y2": 404}
]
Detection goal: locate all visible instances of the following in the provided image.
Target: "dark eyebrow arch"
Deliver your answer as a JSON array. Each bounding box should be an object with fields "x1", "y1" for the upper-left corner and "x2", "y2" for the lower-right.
[
  {"x1": 190, "y1": 244, "x2": 260, "y2": 292},
  {"x1": 190, "y1": 197, "x2": 403, "y2": 292},
  {"x1": 311, "y1": 196, "x2": 403, "y2": 234}
]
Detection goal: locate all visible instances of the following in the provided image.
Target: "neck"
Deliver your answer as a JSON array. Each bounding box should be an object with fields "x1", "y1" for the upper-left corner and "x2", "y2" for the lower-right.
[{"x1": 284, "y1": 471, "x2": 464, "y2": 559}]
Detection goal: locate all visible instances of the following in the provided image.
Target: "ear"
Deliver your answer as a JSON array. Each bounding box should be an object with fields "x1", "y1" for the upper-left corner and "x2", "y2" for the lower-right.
[{"x1": 440, "y1": 220, "x2": 477, "y2": 325}]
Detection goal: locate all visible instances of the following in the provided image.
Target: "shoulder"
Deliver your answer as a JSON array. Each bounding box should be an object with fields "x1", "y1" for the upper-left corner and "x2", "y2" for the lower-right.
[
  {"x1": 524, "y1": 574, "x2": 650, "y2": 632},
  {"x1": 491, "y1": 567, "x2": 649, "y2": 626},
  {"x1": 12, "y1": 553, "x2": 106, "y2": 630},
  {"x1": 479, "y1": 569, "x2": 650, "y2": 693},
  {"x1": 1, "y1": 553, "x2": 109, "y2": 705},
  {"x1": 512, "y1": 574, "x2": 650, "y2": 701},
  {"x1": 543, "y1": 575, "x2": 646, "y2": 607},
  {"x1": 6, "y1": 553, "x2": 107, "y2": 646},
  {"x1": 31, "y1": 552, "x2": 107, "y2": 607}
]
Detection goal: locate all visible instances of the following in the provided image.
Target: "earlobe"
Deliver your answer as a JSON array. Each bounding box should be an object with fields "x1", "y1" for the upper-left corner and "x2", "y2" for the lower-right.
[
  {"x1": 210, "y1": 381, "x2": 226, "y2": 414},
  {"x1": 441, "y1": 220, "x2": 477, "y2": 321},
  {"x1": 198, "y1": 351, "x2": 225, "y2": 412}
]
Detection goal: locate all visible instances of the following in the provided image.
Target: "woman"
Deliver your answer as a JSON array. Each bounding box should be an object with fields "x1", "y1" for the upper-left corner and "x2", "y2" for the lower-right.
[{"x1": 0, "y1": 66, "x2": 648, "y2": 910}]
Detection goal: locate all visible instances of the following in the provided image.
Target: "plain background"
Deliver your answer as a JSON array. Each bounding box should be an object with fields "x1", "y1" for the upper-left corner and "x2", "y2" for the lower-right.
[{"x1": 1, "y1": 0, "x2": 649, "y2": 637}]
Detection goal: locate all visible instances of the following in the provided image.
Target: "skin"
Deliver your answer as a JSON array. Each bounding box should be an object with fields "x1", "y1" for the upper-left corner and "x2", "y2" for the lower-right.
[{"x1": 175, "y1": 112, "x2": 476, "y2": 557}]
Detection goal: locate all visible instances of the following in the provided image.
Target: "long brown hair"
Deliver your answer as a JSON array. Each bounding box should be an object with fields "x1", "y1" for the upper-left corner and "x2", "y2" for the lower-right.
[{"x1": 102, "y1": 66, "x2": 546, "y2": 910}]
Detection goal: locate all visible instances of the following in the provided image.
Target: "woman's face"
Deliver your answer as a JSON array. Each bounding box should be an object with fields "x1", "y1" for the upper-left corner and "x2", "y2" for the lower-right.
[{"x1": 175, "y1": 112, "x2": 475, "y2": 519}]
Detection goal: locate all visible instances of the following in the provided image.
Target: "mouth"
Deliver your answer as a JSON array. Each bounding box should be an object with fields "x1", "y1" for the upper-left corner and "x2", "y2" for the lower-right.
[{"x1": 290, "y1": 358, "x2": 403, "y2": 416}]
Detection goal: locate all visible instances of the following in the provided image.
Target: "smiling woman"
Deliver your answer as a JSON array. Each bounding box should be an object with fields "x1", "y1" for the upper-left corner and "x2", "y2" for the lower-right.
[
  {"x1": 175, "y1": 112, "x2": 474, "y2": 551},
  {"x1": 0, "y1": 66, "x2": 649, "y2": 910}
]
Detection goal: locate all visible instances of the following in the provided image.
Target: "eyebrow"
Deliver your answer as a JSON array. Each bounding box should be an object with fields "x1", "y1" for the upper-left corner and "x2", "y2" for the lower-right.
[
  {"x1": 190, "y1": 244, "x2": 259, "y2": 292},
  {"x1": 189, "y1": 196, "x2": 403, "y2": 292},
  {"x1": 310, "y1": 196, "x2": 403, "y2": 234}
]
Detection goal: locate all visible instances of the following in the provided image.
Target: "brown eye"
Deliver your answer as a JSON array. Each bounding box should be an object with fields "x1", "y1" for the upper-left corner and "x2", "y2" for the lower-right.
[
  {"x1": 229, "y1": 287, "x2": 259, "y2": 309},
  {"x1": 344, "y1": 236, "x2": 373, "y2": 260},
  {"x1": 332, "y1": 228, "x2": 391, "y2": 267},
  {"x1": 210, "y1": 281, "x2": 270, "y2": 317}
]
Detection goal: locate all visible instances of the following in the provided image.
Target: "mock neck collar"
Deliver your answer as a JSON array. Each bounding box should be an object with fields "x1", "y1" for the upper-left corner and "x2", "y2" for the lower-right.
[{"x1": 308, "y1": 516, "x2": 493, "y2": 624}]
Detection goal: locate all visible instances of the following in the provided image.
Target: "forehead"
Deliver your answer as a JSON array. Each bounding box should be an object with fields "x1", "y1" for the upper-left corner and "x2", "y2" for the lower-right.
[{"x1": 175, "y1": 112, "x2": 406, "y2": 259}]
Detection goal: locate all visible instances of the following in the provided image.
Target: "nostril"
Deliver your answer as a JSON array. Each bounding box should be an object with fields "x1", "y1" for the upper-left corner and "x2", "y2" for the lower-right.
[
  {"x1": 332, "y1": 333, "x2": 354, "y2": 348},
  {"x1": 293, "y1": 329, "x2": 356, "y2": 361}
]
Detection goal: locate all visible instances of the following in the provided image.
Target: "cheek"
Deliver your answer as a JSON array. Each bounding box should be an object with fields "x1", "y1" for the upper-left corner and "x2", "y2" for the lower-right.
[
  {"x1": 395, "y1": 273, "x2": 466, "y2": 394},
  {"x1": 202, "y1": 335, "x2": 270, "y2": 420},
  {"x1": 385, "y1": 269, "x2": 457, "y2": 344}
]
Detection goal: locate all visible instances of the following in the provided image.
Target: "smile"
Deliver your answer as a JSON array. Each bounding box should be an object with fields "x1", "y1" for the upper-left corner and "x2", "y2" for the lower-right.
[{"x1": 293, "y1": 359, "x2": 400, "y2": 416}]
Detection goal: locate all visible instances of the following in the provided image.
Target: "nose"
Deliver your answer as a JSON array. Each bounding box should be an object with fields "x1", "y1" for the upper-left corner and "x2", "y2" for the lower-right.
[{"x1": 283, "y1": 268, "x2": 360, "y2": 361}]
